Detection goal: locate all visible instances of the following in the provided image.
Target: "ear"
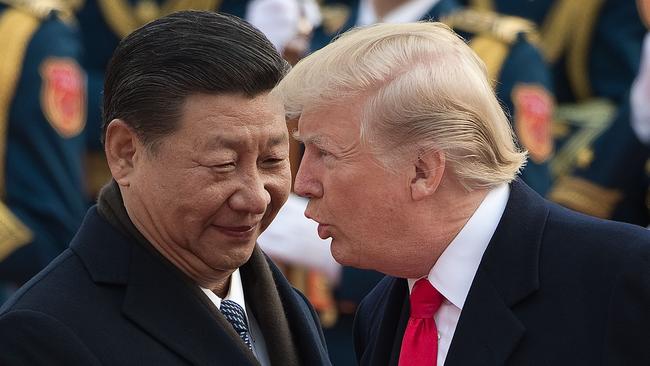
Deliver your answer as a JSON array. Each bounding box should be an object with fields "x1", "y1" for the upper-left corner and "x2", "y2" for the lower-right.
[
  {"x1": 410, "y1": 149, "x2": 445, "y2": 201},
  {"x1": 104, "y1": 119, "x2": 140, "y2": 187}
]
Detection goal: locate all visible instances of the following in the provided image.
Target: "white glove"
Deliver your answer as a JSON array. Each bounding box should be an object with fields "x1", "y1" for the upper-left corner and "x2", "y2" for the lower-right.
[
  {"x1": 246, "y1": 0, "x2": 299, "y2": 52},
  {"x1": 631, "y1": 33, "x2": 650, "y2": 145}
]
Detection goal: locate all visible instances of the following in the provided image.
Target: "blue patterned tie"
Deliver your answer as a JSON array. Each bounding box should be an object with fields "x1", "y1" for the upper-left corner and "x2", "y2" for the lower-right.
[{"x1": 220, "y1": 299, "x2": 252, "y2": 350}]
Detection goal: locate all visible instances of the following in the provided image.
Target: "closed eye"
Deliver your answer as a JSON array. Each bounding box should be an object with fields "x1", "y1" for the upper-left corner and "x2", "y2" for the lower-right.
[
  {"x1": 266, "y1": 158, "x2": 285, "y2": 164},
  {"x1": 304, "y1": 143, "x2": 335, "y2": 161},
  {"x1": 261, "y1": 157, "x2": 287, "y2": 168},
  {"x1": 210, "y1": 162, "x2": 236, "y2": 172}
]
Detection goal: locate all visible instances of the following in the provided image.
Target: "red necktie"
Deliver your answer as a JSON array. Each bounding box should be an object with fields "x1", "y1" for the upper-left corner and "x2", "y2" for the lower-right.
[{"x1": 398, "y1": 278, "x2": 443, "y2": 366}]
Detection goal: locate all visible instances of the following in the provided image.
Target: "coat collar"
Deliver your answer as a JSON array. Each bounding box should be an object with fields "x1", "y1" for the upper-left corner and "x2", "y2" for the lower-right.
[
  {"x1": 71, "y1": 207, "x2": 258, "y2": 365},
  {"x1": 356, "y1": 278, "x2": 409, "y2": 366},
  {"x1": 247, "y1": 253, "x2": 331, "y2": 365},
  {"x1": 71, "y1": 206, "x2": 331, "y2": 365},
  {"x1": 122, "y1": 240, "x2": 259, "y2": 365},
  {"x1": 372, "y1": 179, "x2": 548, "y2": 366},
  {"x1": 445, "y1": 179, "x2": 548, "y2": 365}
]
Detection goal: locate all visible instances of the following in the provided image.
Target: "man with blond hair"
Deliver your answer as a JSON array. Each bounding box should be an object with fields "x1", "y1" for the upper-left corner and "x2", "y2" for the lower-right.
[{"x1": 275, "y1": 22, "x2": 650, "y2": 365}]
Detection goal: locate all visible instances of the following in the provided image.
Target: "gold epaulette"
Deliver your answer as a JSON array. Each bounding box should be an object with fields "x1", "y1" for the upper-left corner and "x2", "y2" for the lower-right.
[
  {"x1": 0, "y1": 0, "x2": 74, "y2": 21},
  {"x1": 98, "y1": 0, "x2": 221, "y2": 39},
  {"x1": 467, "y1": 0, "x2": 495, "y2": 12},
  {"x1": 441, "y1": 9, "x2": 540, "y2": 46}
]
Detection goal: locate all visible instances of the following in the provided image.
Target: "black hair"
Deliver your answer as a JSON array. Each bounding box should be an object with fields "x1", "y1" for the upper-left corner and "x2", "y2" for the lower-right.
[{"x1": 101, "y1": 10, "x2": 289, "y2": 149}]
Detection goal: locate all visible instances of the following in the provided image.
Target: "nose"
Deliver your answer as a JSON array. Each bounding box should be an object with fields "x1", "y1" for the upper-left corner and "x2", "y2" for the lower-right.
[
  {"x1": 294, "y1": 158, "x2": 323, "y2": 199},
  {"x1": 229, "y1": 172, "x2": 271, "y2": 215}
]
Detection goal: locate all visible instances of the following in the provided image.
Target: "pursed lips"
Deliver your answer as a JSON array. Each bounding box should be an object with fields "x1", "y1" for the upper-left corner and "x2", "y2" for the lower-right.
[
  {"x1": 304, "y1": 209, "x2": 332, "y2": 239},
  {"x1": 317, "y1": 223, "x2": 331, "y2": 239}
]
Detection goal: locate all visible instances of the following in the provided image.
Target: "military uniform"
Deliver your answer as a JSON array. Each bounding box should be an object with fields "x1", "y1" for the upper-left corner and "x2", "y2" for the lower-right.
[
  {"x1": 311, "y1": 0, "x2": 554, "y2": 364},
  {"x1": 464, "y1": 0, "x2": 649, "y2": 225},
  {"x1": 550, "y1": 100, "x2": 650, "y2": 226},
  {"x1": 0, "y1": 0, "x2": 87, "y2": 285}
]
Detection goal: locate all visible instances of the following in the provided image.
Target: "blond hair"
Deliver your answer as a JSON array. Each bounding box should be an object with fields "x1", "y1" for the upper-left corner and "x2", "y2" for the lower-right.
[{"x1": 275, "y1": 22, "x2": 526, "y2": 189}]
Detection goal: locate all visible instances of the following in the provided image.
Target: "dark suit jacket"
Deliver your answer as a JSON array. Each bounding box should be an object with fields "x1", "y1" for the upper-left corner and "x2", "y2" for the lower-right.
[
  {"x1": 354, "y1": 180, "x2": 650, "y2": 365},
  {"x1": 0, "y1": 207, "x2": 331, "y2": 365}
]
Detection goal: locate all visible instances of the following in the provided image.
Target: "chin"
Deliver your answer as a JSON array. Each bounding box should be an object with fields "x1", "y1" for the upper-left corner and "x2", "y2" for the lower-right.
[
  {"x1": 205, "y1": 246, "x2": 255, "y2": 270},
  {"x1": 232, "y1": 246, "x2": 256, "y2": 264},
  {"x1": 330, "y1": 246, "x2": 358, "y2": 268}
]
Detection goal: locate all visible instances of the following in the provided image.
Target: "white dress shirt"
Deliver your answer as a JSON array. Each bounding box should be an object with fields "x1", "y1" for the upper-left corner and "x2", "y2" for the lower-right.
[
  {"x1": 201, "y1": 269, "x2": 271, "y2": 366},
  {"x1": 356, "y1": 0, "x2": 441, "y2": 26},
  {"x1": 407, "y1": 183, "x2": 510, "y2": 366}
]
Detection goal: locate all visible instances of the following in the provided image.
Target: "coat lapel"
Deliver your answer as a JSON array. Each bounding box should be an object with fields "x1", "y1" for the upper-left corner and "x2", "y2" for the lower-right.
[
  {"x1": 247, "y1": 250, "x2": 331, "y2": 365},
  {"x1": 241, "y1": 247, "x2": 302, "y2": 365},
  {"x1": 388, "y1": 291, "x2": 410, "y2": 366},
  {"x1": 72, "y1": 207, "x2": 258, "y2": 365},
  {"x1": 444, "y1": 267, "x2": 526, "y2": 365},
  {"x1": 359, "y1": 278, "x2": 410, "y2": 366},
  {"x1": 445, "y1": 180, "x2": 548, "y2": 365}
]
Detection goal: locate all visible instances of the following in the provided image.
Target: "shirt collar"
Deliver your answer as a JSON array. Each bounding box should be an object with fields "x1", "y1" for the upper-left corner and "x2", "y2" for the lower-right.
[
  {"x1": 357, "y1": 0, "x2": 442, "y2": 26},
  {"x1": 408, "y1": 183, "x2": 510, "y2": 309},
  {"x1": 200, "y1": 268, "x2": 248, "y2": 317}
]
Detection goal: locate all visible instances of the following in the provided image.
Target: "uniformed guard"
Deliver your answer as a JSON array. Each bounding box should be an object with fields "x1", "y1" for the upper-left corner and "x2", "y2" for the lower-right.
[
  {"x1": 464, "y1": 0, "x2": 643, "y2": 104},
  {"x1": 0, "y1": 0, "x2": 87, "y2": 292},
  {"x1": 463, "y1": 0, "x2": 649, "y2": 226},
  {"x1": 310, "y1": 0, "x2": 554, "y2": 364}
]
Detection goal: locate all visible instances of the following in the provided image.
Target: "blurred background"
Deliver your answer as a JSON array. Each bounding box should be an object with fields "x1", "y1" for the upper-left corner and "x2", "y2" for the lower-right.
[{"x1": 0, "y1": 0, "x2": 648, "y2": 364}]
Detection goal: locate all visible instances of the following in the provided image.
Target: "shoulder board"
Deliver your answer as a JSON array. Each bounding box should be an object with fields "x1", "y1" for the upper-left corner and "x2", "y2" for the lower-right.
[
  {"x1": 98, "y1": 0, "x2": 219, "y2": 39},
  {"x1": 0, "y1": 0, "x2": 74, "y2": 21},
  {"x1": 441, "y1": 9, "x2": 540, "y2": 45}
]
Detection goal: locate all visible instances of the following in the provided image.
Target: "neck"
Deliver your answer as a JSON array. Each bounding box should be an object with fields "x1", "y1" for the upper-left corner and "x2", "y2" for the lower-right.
[
  {"x1": 437, "y1": 187, "x2": 488, "y2": 246},
  {"x1": 209, "y1": 277, "x2": 231, "y2": 299},
  {"x1": 392, "y1": 177, "x2": 489, "y2": 279}
]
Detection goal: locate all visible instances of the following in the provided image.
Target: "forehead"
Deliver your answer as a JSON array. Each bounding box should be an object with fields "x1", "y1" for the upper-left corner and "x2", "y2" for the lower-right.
[
  {"x1": 176, "y1": 92, "x2": 287, "y2": 146},
  {"x1": 297, "y1": 100, "x2": 364, "y2": 145}
]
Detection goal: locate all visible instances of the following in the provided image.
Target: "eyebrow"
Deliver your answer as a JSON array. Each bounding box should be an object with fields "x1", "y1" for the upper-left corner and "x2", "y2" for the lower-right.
[
  {"x1": 292, "y1": 130, "x2": 325, "y2": 147},
  {"x1": 205, "y1": 133, "x2": 288, "y2": 150},
  {"x1": 268, "y1": 133, "x2": 289, "y2": 147},
  {"x1": 204, "y1": 136, "x2": 243, "y2": 150}
]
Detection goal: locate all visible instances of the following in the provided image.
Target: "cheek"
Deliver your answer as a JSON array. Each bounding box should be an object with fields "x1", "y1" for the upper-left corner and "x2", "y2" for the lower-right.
[
  {"x1": 337, "y1": 181, "x2": 404, "y2": 232},
  {"x1": 267, "y1": 170, "x2": 292, "y2": 204},
  {"x1": 173, "y1": 181, "x2": 234, "y2": 223},
  {"x1": 259, "y1": 180, "x2": 290, "y2": 233}
]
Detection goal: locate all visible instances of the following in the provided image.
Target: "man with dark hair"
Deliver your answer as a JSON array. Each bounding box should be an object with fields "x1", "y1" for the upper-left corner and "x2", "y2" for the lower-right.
[{"x1": 0, "y1": 10, "x2": 331, "y2": 365}]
